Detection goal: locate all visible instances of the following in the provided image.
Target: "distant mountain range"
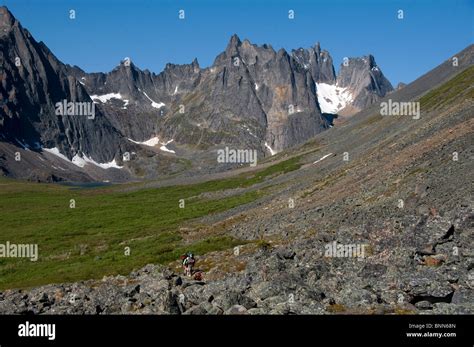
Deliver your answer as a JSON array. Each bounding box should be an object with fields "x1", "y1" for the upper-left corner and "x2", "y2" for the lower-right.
[{"x1": 0, "y1": 5, "x2": 393, "y2": 182}]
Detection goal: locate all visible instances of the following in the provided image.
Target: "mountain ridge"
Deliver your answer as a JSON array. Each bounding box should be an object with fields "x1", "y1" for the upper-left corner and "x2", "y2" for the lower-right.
[{"x1": 0, "y1": 5, "x2": 431, "y2": 184}]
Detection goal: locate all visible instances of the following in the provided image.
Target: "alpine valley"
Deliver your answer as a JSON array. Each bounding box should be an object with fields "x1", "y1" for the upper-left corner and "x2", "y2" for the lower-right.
[{"x1": 0, "y1": 5, "x2": 473, "y2": 316}]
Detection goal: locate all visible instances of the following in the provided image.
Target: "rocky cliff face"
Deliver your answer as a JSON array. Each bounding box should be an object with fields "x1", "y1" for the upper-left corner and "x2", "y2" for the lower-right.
[
  {"x1": 184, "y1": 35, "x2": 329, "y2": 153},
  {"x1": 0, "y1": 7, "x2": 129, "y2": 164},
  {"x1": 336, "y1": 55, "x2": 393, "y2": 110},
  {"x1": 291, "y1": 42, "x2": 336, "y2": 84},
  {"x1": 67, "y1": 60, "x2": 200, "y2": 143},
  {"x1": 0, "y1": 5, "x2": 394, "y2": 181},
  {"x1": 75, "y1": 35, "x2": 331, "y2": 154},
  {"x1": 70, "y1": 32, "x2": 393, "y2": 156}
]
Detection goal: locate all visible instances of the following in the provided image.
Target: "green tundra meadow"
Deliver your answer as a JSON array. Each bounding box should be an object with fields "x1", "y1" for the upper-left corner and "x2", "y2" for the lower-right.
[{"x1": 0, "y1": 156, "x2": 302, "y2": 290}]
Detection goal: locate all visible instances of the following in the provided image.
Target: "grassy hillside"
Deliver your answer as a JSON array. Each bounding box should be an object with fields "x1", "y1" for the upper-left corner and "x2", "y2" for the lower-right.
[
  {"x1": 419, "y1": 65, "x2": 474, "y2": 109},
  {"x1": 0, "y1": 157, "x2": 302, "y2": 290}
]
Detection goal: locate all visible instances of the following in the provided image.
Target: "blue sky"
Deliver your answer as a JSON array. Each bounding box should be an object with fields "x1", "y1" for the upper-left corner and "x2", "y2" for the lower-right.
[{"x1": 2, "y1": 0, "x2": 473, "y2": 85}]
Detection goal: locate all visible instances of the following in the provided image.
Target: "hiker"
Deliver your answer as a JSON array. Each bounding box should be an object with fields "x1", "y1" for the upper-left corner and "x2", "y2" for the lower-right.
[{"x1": 182, "y1": 252, "x2": 195, "y2": 277}]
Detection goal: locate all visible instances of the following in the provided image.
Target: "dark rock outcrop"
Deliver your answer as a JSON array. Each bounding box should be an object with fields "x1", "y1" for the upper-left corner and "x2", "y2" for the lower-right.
[
  {"x1": 336, "y1": 55, "x2": 393, "y2": 109},
  {"x1": 291, "y1": 42, "x2": 336, "y2": 84}
]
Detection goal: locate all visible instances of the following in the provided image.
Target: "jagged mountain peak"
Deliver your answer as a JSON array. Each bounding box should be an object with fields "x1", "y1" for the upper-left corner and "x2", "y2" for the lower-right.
[
  {"x1": 227, "y1": 33, "x2": 241, "y2": 47},
  {"x1": 339, "y1": 54, "x2": 389, "y2": 76},
  {"x1": 221, "y1": 33, "x2": 242, "y2": 57},
  {"x1": 241, "y1": 38, "x2": 252, "y2": 46},
  {"x1": 0, "y1": 6, "x2": 16, "y2": 30},
  {"x1": 291, "y1": 43, "x2": 336, "y2": 84},
  {"x1": 336, "y1": 53, "x2": 393, "y2": 110},
  {"x1": 164, "y1": 58, "x2": 200, "y2": 72},
  {"x1": 341, "y1": 54, "x2": 379, "y2": 71},
  {"x1": 0, "y1": 7, "x2": 128, "y2": 166},
  {"x1": 360, "y1": 54, "x2": 375, "y2": 64},
  {"x1": 111, "y1": 59, "x2": 141, "y2": 73},
  {"x1": 365, "y1": 54, "x2": 376, "y2": 66},
  {"x1": 276, "y1": 47, "x2": 289, "y2": 58},
  {"x1": 214, "y1": 35, "x2": 280, "y2": 67}
]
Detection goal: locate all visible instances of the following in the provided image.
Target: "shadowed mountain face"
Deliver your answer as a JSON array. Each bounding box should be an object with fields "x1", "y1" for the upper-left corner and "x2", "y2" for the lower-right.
[
  {"x1": 1, "y1": 5, "x2": 393, "y2": 182},
  {"x1": 0, "y1": 7, "x2": 128, "y2": 164}
]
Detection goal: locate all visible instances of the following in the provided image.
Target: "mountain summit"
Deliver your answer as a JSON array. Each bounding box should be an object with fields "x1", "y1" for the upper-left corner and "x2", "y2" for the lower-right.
[{"x1": 337, "y1": 55, "x2": 393, "y2": 109}]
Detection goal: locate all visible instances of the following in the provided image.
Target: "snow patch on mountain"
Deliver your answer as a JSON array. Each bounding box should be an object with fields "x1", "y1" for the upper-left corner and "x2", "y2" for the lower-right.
[
  {"x1": 315, "y1": 83, "x2": 353, "y2": 114},
  {"x1": 43, "y1": 147, "x2": 122, "y2": 169},
  {"x1": 43, "y1": 147, "x2": 71, "y2": 162},
  {"x1": 128, "y1": 137, "x2": 160, "y2": 147},
  {"x1": 128, "y1": 137, "x2": 175, "y2": 154},
  {"x1": 90, "y1": 93, "x2": 123, "y2": 104},
  {"x1": 142, "y1": 92, "x2": 165, "y2": 109},
  {"x1": 90, "y1": 93, "x2": 129, "y2": 109},
  {"x1": 265, "y1": 142, "x2": 276, "y2": 156},
  {"x1": 160, "y1": 140, "x2": 175, "y2": 154},
  {"x1": 72, "y1": 153, "x2": 123, "y2": 169},
  {"x1": 313, "y1": 153, "x2": 333, "y2": 165}
]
